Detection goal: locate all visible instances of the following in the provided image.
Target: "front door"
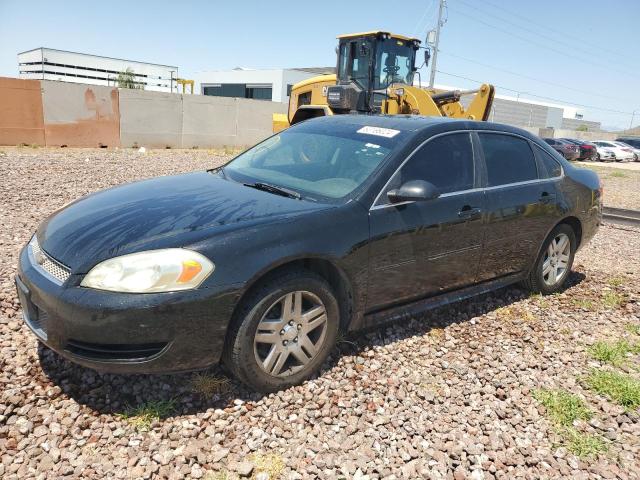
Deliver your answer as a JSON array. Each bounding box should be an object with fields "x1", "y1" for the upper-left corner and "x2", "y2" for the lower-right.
[{"x1": 367, "y1": 132, "x2": 485, "y2": 311}]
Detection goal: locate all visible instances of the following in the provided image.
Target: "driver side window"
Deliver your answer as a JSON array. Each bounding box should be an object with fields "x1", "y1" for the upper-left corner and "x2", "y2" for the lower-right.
[{"x1": 380, "y1": 132, "x2": 475, "y2": 204}]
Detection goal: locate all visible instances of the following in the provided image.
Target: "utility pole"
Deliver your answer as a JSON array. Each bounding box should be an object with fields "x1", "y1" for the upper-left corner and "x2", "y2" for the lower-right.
[
  {"x1": 630, "y1": 109, "x2": 638, "y2": 130},
  {"x1": 429, "y1": 0, "x2": 446, "y2": 87}
]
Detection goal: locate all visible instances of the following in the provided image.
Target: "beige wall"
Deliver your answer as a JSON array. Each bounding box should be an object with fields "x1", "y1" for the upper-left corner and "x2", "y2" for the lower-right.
[
  {"x1": 119, "y1": 89, "x2": 183, "y2": 148},
  {"x1": 41, "y1": 81, "x2": 120, "y2": 147}
]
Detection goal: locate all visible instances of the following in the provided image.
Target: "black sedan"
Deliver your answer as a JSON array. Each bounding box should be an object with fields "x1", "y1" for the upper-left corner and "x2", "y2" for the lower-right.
[{"x1": 16, "y1": 115, "x2": 602, "y2": 391}]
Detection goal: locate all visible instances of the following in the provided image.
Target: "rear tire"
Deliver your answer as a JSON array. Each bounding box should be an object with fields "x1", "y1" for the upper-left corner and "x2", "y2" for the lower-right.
[
  {"x1": 223, "y1": 269, "x2": 339, "y2": 392},
  {"x1": 522, "y1": 224, "x2": 576, "y2": 294}
]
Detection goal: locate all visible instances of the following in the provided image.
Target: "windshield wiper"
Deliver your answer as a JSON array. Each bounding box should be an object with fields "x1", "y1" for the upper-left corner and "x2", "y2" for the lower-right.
[{"x1": 243, "y1": 182, "x2": 301, "y2": 200}]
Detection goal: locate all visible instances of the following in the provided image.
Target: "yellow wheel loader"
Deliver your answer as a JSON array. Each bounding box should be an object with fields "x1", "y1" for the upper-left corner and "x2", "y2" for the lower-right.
[{"x1": 273, "y1": 31, "x2": 495, "y2": 132}]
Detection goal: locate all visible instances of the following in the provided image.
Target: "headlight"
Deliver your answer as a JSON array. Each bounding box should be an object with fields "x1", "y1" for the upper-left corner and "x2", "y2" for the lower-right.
[{"x1": 80, "y1": 249, "x2": 214, "y2": 293}]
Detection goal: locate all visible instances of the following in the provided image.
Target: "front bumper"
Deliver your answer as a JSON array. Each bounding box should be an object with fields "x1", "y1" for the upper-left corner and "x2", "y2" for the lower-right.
[{"x1": 16, "y1": 244, "x2": 243, "y2": 374}]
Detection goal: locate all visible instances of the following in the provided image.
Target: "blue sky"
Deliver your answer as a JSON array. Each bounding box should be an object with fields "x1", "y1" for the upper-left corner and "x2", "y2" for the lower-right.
[{"x1": 1, "y1": 0, "x2": 638, "y2": 129}]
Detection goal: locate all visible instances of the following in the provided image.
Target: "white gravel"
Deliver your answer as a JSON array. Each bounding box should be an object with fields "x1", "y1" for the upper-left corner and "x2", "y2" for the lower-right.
[{"x1": 1, "y1": 147, "x2": 639, "y2": 479}]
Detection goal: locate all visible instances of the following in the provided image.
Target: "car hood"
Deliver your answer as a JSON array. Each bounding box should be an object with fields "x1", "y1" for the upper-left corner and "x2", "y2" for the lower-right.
[{"x1": 38, "y1": 171, "x2": 328, "y2": 272}]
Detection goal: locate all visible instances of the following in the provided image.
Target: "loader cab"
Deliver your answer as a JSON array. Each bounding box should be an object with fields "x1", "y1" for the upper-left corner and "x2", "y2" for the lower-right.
[{"x1": 328, "y1": 31, "x2": 420, "y2": 113}]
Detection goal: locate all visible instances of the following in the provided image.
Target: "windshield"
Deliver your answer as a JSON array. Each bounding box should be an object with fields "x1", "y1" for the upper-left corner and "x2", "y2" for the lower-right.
[
  {"x1": 374, "y1": 38, "x2": 416, "y2": 89},
  {"x1": 223, "y1": 122, "x2": 403, "y2": 201}
]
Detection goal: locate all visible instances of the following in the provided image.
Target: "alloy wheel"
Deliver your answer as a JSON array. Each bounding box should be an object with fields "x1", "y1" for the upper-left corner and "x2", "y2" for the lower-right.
[
  {"x1": 542, "y1": 233, "x2": 571, "y2": 286},
  {"x1": 253, "y1": 291, "x2": 328, "y2": 377}
]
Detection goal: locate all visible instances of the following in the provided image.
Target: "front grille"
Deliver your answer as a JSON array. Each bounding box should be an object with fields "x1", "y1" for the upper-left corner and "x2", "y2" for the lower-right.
[
  {"x1": 30, "y1": 237, "x2": 71, "y2": 284},
  {"x1": 65, "y1": 339, "x2": 168, "y2": 361}
]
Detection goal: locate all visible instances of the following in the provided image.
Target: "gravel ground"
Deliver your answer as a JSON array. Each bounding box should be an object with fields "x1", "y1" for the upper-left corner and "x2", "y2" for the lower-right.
[
  {"x1": 1, "y1": 147, "x2": 639, "y2": 480},
  {"x1": 579, "y1": 163, "x2": 640, "y2": 210}
]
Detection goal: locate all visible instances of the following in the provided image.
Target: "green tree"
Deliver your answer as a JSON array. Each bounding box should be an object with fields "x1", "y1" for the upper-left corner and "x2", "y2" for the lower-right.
[
  {"x1": 116, "y1": 68, "x2": 143, "y2": 89},
  {"x1": 576, "y1": 124, "x2": 589, "y2": 132}
]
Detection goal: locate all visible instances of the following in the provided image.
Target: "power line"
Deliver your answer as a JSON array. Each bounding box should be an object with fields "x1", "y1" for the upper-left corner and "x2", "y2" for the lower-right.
[
  {"x1": 435, "y1": 70, "x2": 634, "y2": 116},
  {"x1": 479, "y1": 0, "x2": 638, "y2": 61},
  {"x1": 411, "y1": 0, "x2": 437, "y2": 39},
  {"x1": 440, "y1": 50, "x2": 629, "y2": 103},
  {"x1": 454, "y1": 0, "x2": 637, "y2": 71},
  {"x1": 447, "y1": 6, "x2": 637, "y2": 78}
]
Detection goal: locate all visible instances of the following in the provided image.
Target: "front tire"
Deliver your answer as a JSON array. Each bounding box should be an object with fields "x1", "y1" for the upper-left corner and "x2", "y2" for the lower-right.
[
  {"x1": 522, "y1": 224, "x2": 576, "y2": 294},
  {"x1": 223, "y1": 269, "x2": 339, "y2": 392}
]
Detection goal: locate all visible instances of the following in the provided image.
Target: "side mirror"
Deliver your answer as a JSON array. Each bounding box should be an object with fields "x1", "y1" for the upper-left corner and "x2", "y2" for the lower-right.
[
  {"x1": 424, "y1": 48, "x2": 431, "y2": 68},
  {"x1": 387, "y1": 179, "x2": 440, "y2": 203}
]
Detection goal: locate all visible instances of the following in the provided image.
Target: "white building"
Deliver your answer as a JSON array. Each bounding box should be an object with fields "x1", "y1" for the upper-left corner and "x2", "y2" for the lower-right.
[
  {"x1": 18, "y1": 48, "x2": 179, "y2": 92},
  {"x1": 193, "y1": 67, "x2": 334, "y2": 103}
]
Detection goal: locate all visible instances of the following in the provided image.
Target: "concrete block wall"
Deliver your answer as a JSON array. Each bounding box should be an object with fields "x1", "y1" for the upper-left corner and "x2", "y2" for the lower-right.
[
  {"x1": 119, "y1": 89, "x2": 183, "y2": 148},
  {"x1": 0, "y1": 76, "x2": 287, "y2": 149},
  {"x1": 41, "y1": 81, "x2": 120, "y2": 147},
  {"x1": 0, "y1": 77, "x2": 45, "y2": 146}
]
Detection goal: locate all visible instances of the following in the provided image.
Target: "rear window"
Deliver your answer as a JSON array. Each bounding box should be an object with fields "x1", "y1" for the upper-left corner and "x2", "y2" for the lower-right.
[{"x1": 479, "y1": 133, "x2": 538, "y2": 186}]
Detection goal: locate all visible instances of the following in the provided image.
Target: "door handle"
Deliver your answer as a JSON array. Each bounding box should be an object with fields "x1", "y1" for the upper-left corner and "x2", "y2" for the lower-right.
[
  {"x1": 458, "y1": 206, "x2": 482, "y2": 219},
  {"x1": 539, "y1": 191, "x2": 556, "y2": 203}
]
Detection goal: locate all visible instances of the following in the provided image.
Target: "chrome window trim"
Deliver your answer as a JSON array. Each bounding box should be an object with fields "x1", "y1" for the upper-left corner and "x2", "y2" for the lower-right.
[{"x1": 370, "y1": 129, "x2": 564, "y2": 211}]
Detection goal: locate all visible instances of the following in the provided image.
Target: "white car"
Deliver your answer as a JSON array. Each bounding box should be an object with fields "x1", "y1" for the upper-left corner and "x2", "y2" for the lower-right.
[
  {"x1": 593, "y1": 141, "x2": 635, "y2": 162},
  {"x1": 594, "y1": 145, "x2": 616, "y2": 162},
  {"x1": 612, "y1": 141, "x2": 640, "y2": 161}
]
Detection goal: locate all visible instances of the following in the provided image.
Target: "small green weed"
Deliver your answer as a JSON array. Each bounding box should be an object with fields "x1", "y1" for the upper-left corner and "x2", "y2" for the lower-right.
[
  {"x1": 626, "y1": 323, "x2": 640, "y2": 336},
  {"x1": 533, "y1": 388, "x2": 607, "y2": 458},
  {"x1": 609, "y1": 170, "x2": 628, "y2": 178},
  {"x1": 588, "y1": 340, "x2": 640, "y2": 366},
  {"x1": 584, "y1": 369, "x2": 640, "y2": 410},
  {"x1": 189, "y1": 373, "x2": 231, "y2": 399},
  {"x1": 563, "y1": 427, "x2": 609, "y2": 458},
  {"x1": 251, "y1": 452, "x2": 285, "y2": 479},
  {"x1": 118, "y1": 399, "x2": 176, "y2": 431},
  {"x1": 607, "y1": 276, "x2": 626, "y2": 287},
  {"x1": 572, "y1": 298, "x2": 595, "y2": 310},
  {"x1": 533, "y1": 389, "x2": 592, "y2": 426},
  {"x1": 602, "y1": 292, "x2": 624, "y2": 309}
]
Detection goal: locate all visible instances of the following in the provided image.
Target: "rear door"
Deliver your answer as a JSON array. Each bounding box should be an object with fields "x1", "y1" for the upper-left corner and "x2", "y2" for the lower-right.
[
  {"x1": 475, "y1": 132, "x2": 562, "y2": 280},
  {"x1": 366, "y1": 131, "x2": 486, "y2": 310}
]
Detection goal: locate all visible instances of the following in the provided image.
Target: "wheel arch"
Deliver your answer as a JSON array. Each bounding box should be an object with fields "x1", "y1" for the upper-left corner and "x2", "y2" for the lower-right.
[
  {"x1": 559, "y1": 215, "x2": 583, "y2": 249},
  {"x1": 230, "y1": 256, "x2": 356, "y2": 332},
  {"x1": 527, "y1": 215, "x2": 583, "y2": 277}
]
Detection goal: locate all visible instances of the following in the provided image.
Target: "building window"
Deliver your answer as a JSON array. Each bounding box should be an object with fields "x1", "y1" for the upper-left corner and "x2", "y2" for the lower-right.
[
  {"x1": 286, "y1": 84, "x2": 293, "y2": 96},
  {"x1": 246, "y1": 86, "x2": 272, "y2": 100},
  {"x1": 202, "y1": 83, "x2": 273, "y2": 101}
]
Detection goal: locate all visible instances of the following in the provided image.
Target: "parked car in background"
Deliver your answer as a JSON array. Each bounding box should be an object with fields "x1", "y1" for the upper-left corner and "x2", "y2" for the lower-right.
[
  {"x1": 611, "y1": 141, "x2": 640, "y2": 161},
  {"x1": 615, "y1": 137, "x2": 640, "y2": 150},
  {"x1": 560, "y1": 138, "x2": 597, "y2": 161},
  {"x1": 543, "y1": 138, "x2": 580, "y2": 161},
  {"x1": 593, "y1": 145, "x2": 616, "y2": 162},
  {"x1": 593, "y1": 141, "x2": 635, "y2": 162},
  {"x1": 15, "y1": 115, "x2": 603, "y2": 391}
]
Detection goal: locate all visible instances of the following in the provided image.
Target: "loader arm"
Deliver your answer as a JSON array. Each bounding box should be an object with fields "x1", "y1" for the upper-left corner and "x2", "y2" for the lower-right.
[{"x1": 384, "y1": 83, "x2": 495, "y2": 121}]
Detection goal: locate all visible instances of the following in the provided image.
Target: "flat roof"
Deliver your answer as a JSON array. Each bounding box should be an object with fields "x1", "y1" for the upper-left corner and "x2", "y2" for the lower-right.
[{"x1": 17, "y1": 47, "x2": 178, "y2": 69}]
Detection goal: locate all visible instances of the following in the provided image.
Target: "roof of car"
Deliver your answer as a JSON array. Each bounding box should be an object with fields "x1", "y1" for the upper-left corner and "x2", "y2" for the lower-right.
[{"x1": 302, "y1": 114, "x2": 537, "y2": 138}]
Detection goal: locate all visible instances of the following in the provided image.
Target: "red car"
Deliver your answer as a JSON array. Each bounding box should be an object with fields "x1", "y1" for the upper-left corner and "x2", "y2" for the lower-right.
[
  {"x1": 543, "y1": 138, "x2": 580, "y2": 161},
  {"x1": 560, "y1": 138, "x2": 597, "y2": 161}
]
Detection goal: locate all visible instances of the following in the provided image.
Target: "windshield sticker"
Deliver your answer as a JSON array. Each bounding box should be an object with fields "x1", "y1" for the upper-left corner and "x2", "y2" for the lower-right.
[
  {"x1": 357, "y1": 126, "x2": 400, "y2": 138},
  {"x1": 365, "y1": 143, "x2": 380, "y2": 149}
]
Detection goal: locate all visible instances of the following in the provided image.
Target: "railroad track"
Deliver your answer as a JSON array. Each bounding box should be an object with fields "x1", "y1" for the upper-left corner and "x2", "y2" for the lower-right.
[{"x1": 602, "y1": 206, "x2": 640, "y2": 227}]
